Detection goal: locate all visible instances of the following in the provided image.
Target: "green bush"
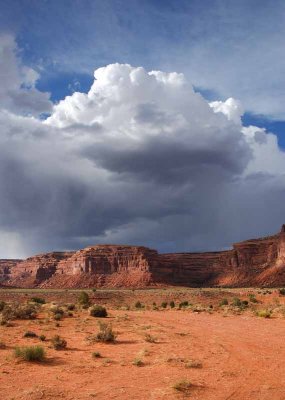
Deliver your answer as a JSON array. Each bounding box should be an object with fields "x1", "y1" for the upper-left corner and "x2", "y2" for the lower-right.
[
  {"x1": 232, "y1": 297, "x2": 242, "y2": 307},
  {"x1": 0, "y1": 301, "x2": 6, "y2": 312},
  {"x1": 249, "y1": 294, "x2": 258, "y2": 303},
  {"x1": 14, "y1": 346, "x2": 46, "y2": 362},
  {"x1": 179, "y1": 301, "x2": 189, "y2": 309},
  {"x1": 161, "y1": 302, "x2": 167, "y2": 308},
  {"x1": 78, "y1": 291, "x2": 90, "y2": 307},
  {"x1": 90, "y1": 305, "x2": 107, "y2": 318},
  {"x1": 51, "y1": 335, "x2": 67, "y2": 350},
  {"x1": 170, "y1": 301, "x2": 175, "y2": 308},
  {"x1": 23, "y1": 331, "x2": 37, "y2": 338},
  {"x1": 95, "y1": 322, "x2": 116, "y2": 343},
  {"x1": 54, "y1": 313, "x2": 63, "y2": 321},
  {"x1": 31, "y1": 297, "x2": 46, "y2": 304},
  {"x1": 219, "y1": 298, "x2": 228, "y2": 306},
  {"x1": 135, "y1": 301, "x2": 143, "y2": 309}
]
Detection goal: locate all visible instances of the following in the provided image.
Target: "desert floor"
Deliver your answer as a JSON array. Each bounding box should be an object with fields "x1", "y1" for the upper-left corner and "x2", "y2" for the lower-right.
[{"x1": 0, "y1": 288, "x2": 285, "y2": 400}]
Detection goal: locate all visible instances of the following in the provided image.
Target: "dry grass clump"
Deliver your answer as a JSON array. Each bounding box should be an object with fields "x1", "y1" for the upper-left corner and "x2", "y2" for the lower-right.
[
  {"x1": 172, "y1": 379, "x2": 192, "y2": 393},
  {"x1": 185, "y1": 359, "x2": 202, "y2": 368},
  {"x1": 256, "y1": 309, "x2": 271, "y2": 318},
  {"x1": 1, "y1": 302, "x2": 37, "y2": 321},
  {"x1": 51, "y1": 335, "x2": 67, "y2": 350},
  {"x1": 144, "y1": 333, "x2": 157, "y2": 343},
  {"x1": 95, "y1": 322, "x2": 116, "y2": 343},
  {"x1": 14, "y1": 345, "x2": 46, "y2": 362}
]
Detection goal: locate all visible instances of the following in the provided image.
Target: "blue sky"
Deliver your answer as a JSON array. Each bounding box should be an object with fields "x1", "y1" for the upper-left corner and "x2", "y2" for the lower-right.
[{"x1": 1, "y1": 0, "x2": 285, "y2": 258}]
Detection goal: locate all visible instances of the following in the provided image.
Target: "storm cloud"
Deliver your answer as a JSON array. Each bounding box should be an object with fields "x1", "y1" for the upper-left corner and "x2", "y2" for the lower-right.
[{"x1": 1, "y1": 37, "x2": 285, "y2": 258}]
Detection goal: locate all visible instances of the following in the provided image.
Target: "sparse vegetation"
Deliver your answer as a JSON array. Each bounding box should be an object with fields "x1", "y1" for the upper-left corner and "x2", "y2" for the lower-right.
[
  {"x1": 170, "y1": 300, "x2": 175, "y2": 308},
  {"x1": 78, "y1": 291, "x2": 90, "y2": 307},
  {"x1": 185, "y1": 359, "x2": 202, "y2": 368},
  {"x1": 92, "y1": 351, "x2": 101, "y2": 358},
  {"x1": 179, "y1": 301, "x2": 189, "y2": 309},
  {"x1": 23, "y1": 331, "x2": 37, "y2": 338},
  {"x1": 14, "y1": 345, "x2": 46, "y2": 362},
  {"x1": 94, "y1": 322, "x2": 116, "y2": 343},
  {"x1": 172, "y1": 379, "x2": 192, "y2": 393},
  {"x1": 90, "y1": 305, "x2": 107, "y2": 318},
  {"x1": 257, "y1": 309, "x2": 271, "y2": 318},
  {"x1": 31, "y1": 297, "x2": 46, "y2": 304},
  {"x1": 39, "y1": 335, "x2": 46, "y2": 341},
  {"x1": 144, "y1": 333, "x2": 157, "y2": 343},
  {"x1": 135, "y1": 301, "x2": 143, "y2": 309},
  {"x1": 161, "y1": 301, "x2": 167, "y2": 308},
  {"x1": 279, "y1": 288, "x2": 285, "y2": 296},
  {"x1": 1, "y1": 303, "x2": 37, "y2": 320},
  {"x1": 219, "y1": 298, "x2": 228, "y2": 306},
  {"x1": 132, "y1": 357, "x2": 144, "y2": 366},
  {"x1": 51, "y1": 335, "x2": 67, "y2": 350},
  {"x1": 0, "y1": 301, "x2": 6, "y2": 311}
]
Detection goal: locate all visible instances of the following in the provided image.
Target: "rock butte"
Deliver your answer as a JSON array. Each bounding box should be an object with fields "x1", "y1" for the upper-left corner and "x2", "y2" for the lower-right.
[{"x1": 2, "y1": 226, "x2": 285, "y2": 288}]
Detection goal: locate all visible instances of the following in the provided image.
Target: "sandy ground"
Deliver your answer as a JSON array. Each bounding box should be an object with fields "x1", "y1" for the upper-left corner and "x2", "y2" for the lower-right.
[{"x1": 0, "y1": 289, "x2": 285, "y2": 399}]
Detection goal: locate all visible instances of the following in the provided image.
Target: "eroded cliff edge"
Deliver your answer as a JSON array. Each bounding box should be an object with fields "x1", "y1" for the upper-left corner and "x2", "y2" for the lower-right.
[{"x1": 2, "y1": 226, "x2": 285, "y2": 288}]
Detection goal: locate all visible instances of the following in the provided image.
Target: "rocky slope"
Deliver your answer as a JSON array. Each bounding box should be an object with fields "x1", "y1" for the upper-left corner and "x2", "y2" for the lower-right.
[{"x1": 1, "y1": 226, "x2": 285, "y2": 288}]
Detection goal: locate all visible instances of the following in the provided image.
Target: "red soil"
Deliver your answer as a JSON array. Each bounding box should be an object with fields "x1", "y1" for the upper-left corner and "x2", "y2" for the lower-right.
[{"x1": 0, "y1": 296, "x2": 285, "y2": 399}]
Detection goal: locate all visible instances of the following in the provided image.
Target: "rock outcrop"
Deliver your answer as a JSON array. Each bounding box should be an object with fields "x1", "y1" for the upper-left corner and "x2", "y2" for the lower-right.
[{"x1": 2, "y1": 226, "x2": 285, "y2": 288}]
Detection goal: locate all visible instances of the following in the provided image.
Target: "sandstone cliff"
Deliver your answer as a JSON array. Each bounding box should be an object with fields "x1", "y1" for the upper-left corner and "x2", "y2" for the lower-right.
[{"x1": 2, "y1": 226, "x2": 285, "y2": 288}]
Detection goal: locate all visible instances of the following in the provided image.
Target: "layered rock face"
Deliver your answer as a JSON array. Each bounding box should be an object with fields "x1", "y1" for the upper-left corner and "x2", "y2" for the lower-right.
[
  {"x1": 2, "y1": 226, "x2": 285, "y2": 288},
  {"x1": 0, "y1": 259, "x2": 22, "y2": 284}
]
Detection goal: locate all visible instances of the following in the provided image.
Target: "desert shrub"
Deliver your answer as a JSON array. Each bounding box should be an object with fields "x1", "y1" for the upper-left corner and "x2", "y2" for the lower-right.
[
  {"x1": 2, "y1": 303, "x2": 37, "y2": 320},
  {"x1": 89, "y1": 305, "x2": 107, "y2": 318},
  {"x1": 172, "y1": 380, "x2": 192, "y2": 393},
  {"x1": 185, "y1": 360, "x2": 202, "y2": 368},
  {"x1": 39, "y1": 335, "x2": 46, "y2": 341},
  {"x1": 51, "y1": 335, "x2": 67, "y2": 350},
  {"x1": 54, "y1": 313, "x2": 63, "y2": 321},
  {"x1": 144, "y1": 333, "x2": 157, "y2": 343},
  {"x1": 219, "y1": 298, "x2": 228, "y2": 306},
  {"x1": 161, "y1": 302, "x2": 167, "y2": 308},
  {"x1": 242, "y1": 300, "x2": 249, "y2": 306},
  {"x1": 31, "y1": 297, "x2": 45, "y2": 304},
  {"x1": 132, "y1": 357, "x2": 144, "y2": 366},
  {"x1": 23, "y1": 331, "x2": 37, "y2": 338},
  {"x1": 92, "y1": 351, "x2": 101, "y2": 358},
  {"x1": 67, "y1": 311, "x2": 73, "y2": 317},
  {"x1": 0, "y1": 301, "x2": 6, "y2": 312},
  {"x1": 257, "y1": 309, "x2": 271, "y2": 318},
  {"x1": 95, "y1": 322, "x2": 116, "y2": 343},
  {"x1": 249, "y1": 294, "x2": 258, "y2": 303},
  {"x1": 279, "y1": 288, "x2": 285, "y2": 296},
  {"x1": 78, "y1": 291, "x2": 90, "y2": 307},
  {"x1": 14, "y1": 345, "x2": 46, "y2": 362},
  {"x1": 50, "y1": 305, "x2": 64, "y2": 315},
  {"x1": 66, "y1": 303, "x2": 75, "y2": 311},
  {"x1": 179, "y1": 301, "x2": 189, "y2": 309},
  {"x1": 0, "y1": 341, "x2": 6, "y2": 349},
  {"x1": 92, "y1": 288, "x2": 97, "y2": 293},
  {"x1": 135, "y1": 301, "x2": 143, "y2": 309},
  {"x1": 170, "y1": 301, "x2": 175, "y2": 308},
  {"x1": 232, "y1": 297, "x2": 242, "y2": 307}
]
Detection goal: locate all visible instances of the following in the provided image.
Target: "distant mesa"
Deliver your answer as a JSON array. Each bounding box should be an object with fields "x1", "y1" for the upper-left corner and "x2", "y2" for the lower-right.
[{"x1": 1, "y1": 226, "x2": 285, "y2": 288}]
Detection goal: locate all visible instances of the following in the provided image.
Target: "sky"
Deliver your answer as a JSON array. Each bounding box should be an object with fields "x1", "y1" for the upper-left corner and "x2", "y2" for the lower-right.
[{"x1": 0, "y1": 0, "x2": 285, "y2": 258}]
